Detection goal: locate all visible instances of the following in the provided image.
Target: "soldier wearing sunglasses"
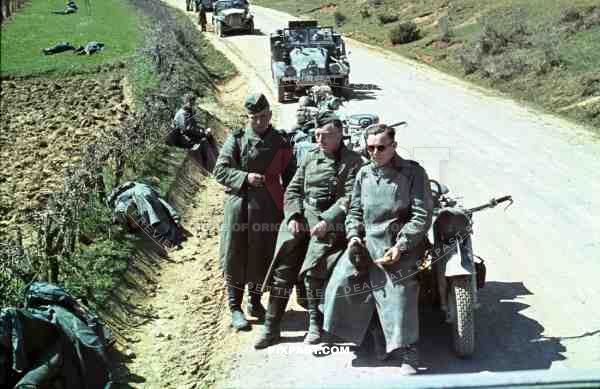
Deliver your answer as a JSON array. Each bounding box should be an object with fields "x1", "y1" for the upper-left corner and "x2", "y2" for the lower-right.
[{"x1": 323, "y1": 123, "x2": 433, "y2": 375}]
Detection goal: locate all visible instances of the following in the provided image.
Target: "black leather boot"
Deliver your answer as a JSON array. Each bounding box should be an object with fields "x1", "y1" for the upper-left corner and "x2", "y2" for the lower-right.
[
  {"x1": 399, "y1": 344, "x2": 419, "y2": 375},
  {"x1": 246, "y1": 289, "x2": 266, "y2": 320},
  {"x1": 304, "y1": 277, "x2": 324, "y2": 344},
  {"x1": 227, "y1": 284, "x2": 250, "y2": 331},
  {"x1": 295, "y1": 280, "x2": 308, "y2": 310},
  {"x1": 254, "y1": 289, "x2": 289, "y2": 349}
]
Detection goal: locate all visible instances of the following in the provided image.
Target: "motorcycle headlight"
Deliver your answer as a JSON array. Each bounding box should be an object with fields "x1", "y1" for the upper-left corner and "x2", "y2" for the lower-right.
[{"x1": 284, "y1": 65, "x2": 296, "y2": 77}]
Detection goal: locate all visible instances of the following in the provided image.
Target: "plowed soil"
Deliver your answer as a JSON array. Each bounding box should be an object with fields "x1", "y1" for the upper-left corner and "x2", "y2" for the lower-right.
[{"x1": 0, "y1": 73, "x2": 131, "y2": 235}]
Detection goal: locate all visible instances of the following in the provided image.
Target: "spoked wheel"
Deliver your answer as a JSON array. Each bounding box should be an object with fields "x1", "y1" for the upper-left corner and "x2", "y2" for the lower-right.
[{"x1": 448, "y1": 275, "x2": 475, "y2": 358}]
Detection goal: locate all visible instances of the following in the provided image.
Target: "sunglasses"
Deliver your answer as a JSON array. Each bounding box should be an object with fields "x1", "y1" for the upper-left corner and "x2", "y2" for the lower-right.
[{"x1": 367, "y1": 143, "x2": 394, "y2": 153}]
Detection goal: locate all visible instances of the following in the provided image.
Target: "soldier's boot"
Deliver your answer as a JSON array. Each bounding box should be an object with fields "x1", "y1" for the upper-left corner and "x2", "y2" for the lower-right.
[
  {"x1": 399, "y1": 344, "x2": 419, "y2": 376},
  {"x1": 227, "y1": 285, "x2": 250, "y2": 331},
  {"x1": 368, "y1": 317, "x2": 388, "y2": 361},
  {"x1": 295, "y1": 280, "x2": 308, "y2": 310},
  {"x1": 304, "y1": 276, "x2": 324, "y2": 344},
  {"x1": 254, "y1": 292, "x2": 289, "y2": 349},
  {"x1": 246, "y1": 290, "x2": 266, "y2": 321}
]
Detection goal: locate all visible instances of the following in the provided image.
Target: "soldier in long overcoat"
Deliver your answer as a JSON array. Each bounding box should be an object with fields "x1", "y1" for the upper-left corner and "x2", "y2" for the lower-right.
[
  {"x1": 213, "y1": 93, "x2": 296, "y2": 331},
  {"x1": 253, "y1": 112, "x2": 364, "y2": 349},
  {"x1": 323, "y1": 124, "x2": 433, "y2": 375}
]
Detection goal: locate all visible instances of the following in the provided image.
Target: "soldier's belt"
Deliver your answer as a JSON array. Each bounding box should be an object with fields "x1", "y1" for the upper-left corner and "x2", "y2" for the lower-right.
[{"x1": 304, "y1": 197, "x2": 334, "y2": 210}]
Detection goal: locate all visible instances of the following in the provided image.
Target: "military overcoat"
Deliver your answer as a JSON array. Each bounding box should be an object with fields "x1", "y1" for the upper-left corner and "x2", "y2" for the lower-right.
[
  {"x1": 214, "y1": 126, "x2": 296, "y2": 288},
  {"x1": 323, "y1": 155, "x2": 433, "y2": 351}
]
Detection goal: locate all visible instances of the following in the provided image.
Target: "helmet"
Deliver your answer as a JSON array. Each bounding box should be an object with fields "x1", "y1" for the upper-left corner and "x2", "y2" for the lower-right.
[
  {"x1": 298, "y1": 96, "x2": 311, "y2": 107},
  {"x1": 318, "y1": 85, "x2": 332, "y2": 97}
]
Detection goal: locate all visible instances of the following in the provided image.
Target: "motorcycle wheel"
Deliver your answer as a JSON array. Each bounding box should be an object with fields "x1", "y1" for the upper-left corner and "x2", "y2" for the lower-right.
[{"x1": 448, "y1": 275, "x2": 475, "y2": 358}]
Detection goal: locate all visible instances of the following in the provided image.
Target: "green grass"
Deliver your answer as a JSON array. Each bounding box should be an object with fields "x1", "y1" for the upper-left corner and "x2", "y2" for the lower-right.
[
  {"x1": 252, "y1": 0, "x2": 600, "y2": 129},
  {"x1": 1, "y1": 0, "x2": 142, "y2": 76},
  {"x1": 0, "y1": 0, "x2": 239, "y2": 308}
]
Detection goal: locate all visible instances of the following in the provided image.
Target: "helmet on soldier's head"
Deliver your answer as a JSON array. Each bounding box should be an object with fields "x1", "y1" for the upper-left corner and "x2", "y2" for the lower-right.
[
  {"x1": 318, "y1": 85, "x2": 332, "y2": 98},
  {"x1": 183, "y1": 92, "x2": 196, "y2": 106},
  {"x1": 298, "y1": 96, "x2": 311, "y2": 107}
]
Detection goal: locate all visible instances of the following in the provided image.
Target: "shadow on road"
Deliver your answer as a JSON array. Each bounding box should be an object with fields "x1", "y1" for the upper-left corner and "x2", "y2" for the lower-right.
[
  {"x1": 344, "y1": 83, "x2": 380, "y2": 102},
  {"x1": 281, "y1": 309, "x2": 309, "y2": 333},
  {"x1": 419, "y1": 281, "x2": 567, "y2": 374}
]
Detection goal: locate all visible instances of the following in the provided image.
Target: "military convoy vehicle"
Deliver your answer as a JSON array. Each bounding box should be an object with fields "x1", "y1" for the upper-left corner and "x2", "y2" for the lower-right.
[
  {"x1": 270, "y1": 20, "x2": 350, "y2": 102},
  {"x1": 212, "y1": 0, "x2": 254, "y2": 37}
]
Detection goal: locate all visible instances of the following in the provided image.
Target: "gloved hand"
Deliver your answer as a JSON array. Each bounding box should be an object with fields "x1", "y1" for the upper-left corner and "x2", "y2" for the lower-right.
[{"x1": 348, "y1": 238, "x2": 370, "y2": 278}]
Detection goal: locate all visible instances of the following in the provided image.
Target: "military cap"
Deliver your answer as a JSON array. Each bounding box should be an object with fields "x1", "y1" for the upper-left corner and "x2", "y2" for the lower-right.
[
  {"x1": 244, "y1": 93, "x2": 270, "y2": 114},
  {"x1": 315, "y1": 110, "x2": 342, "y2": 128}
]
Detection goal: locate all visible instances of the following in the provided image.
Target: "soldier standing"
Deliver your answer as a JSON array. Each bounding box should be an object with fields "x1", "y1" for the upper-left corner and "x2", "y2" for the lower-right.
[
  {"x1": 254, "y1": 111, "x2": 364, "y2": 348},
  {"x1": 214, "y1": 93, "x2": 296, "y2": 331},
  {"x1": 198, "y1": 2, "x2": 207, "y2": 32},
  {"x1": 323, "y1": 124, "x2": 433, "y2": 375}
]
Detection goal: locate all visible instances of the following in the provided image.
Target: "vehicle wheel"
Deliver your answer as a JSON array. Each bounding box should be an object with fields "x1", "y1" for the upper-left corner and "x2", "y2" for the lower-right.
[
  {"x1": 277, "y1": 82, "x2": 285, "y2": 103},
  {"x1": 448, "y1": 276, "x2": 475, "y2": 358}
]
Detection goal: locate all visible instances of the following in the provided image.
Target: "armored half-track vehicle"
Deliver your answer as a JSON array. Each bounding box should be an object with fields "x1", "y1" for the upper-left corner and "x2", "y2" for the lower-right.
[
  {"x1": 212, "y1": 0, "x2": 254, "y2": 37},
  {"x1": 270, "y1": 20, "x2": 350, "y2": 102}
]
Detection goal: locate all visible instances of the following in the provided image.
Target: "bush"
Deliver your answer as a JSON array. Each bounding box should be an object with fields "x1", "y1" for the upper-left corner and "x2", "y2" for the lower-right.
[
  {"x1": 334, "y1": 11, "x2": 347, "y2": 26},
  {"x1": 378, "y1": 14, "x2": 399, "y2": 24},
  {"x1": 535, "y1": 27, "x2": 563, "y2": 69},
  {"x1": 359, "y1": 7, "x2": 370, "y2": 19},
  {"x1": 511, "y1": 7, "x2": 528, "y2": 36},
  {"x1": 368, "y1": 0, "x2": 383, "y2": 7},
  {"x1": 474, "y1": 16, "x2": 509, "y2": 56},
  {"x1": 560, "y1": 7, "x2": 582, "y2": 23},
  {"x1": 481, "y1": 54, "x2": 528, "y2": 81},
  {"x1": 438, "y1": 15, "x2": 452, "y2": 42},
  {"x1": 389, "y1": 21, "x2": 420, "y2": 44},
  {"x1": 458, "y1": 48, "x2": 481, "y2": 75}
]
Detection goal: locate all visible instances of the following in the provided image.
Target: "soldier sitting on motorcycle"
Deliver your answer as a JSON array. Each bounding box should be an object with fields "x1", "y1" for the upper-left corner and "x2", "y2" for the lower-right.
[{"x1": 323, "y1": 123, "x2": 433, "y2": 375}]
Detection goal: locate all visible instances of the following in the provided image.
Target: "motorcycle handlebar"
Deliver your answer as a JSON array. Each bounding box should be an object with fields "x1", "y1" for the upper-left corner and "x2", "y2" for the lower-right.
[
  {"x1": 467, "y1": 195, "x2": 513, "y2": 214},
  {"x1": 495, "y1": 195, "x2": 512, "y2": 204}
]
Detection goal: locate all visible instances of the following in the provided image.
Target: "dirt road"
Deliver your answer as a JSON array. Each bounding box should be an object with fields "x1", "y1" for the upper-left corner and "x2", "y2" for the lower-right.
[{"x1": 163, "y1": 2, "x2": 600, "y2": 387}]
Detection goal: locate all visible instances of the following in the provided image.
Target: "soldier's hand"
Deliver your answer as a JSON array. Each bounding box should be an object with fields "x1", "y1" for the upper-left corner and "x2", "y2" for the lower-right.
[
  {"x1": 288, "y1": 219, "x2": 303, "y2": 236},
  {"x1": 310, "y1": 220, "x2": 328, "y2": 239},
  {"x1": 375, "y1": 246, "x2": 401, "y2": 266},
  {"x1": 247, "y1": 173, "x2": 265, "y2": 187}
]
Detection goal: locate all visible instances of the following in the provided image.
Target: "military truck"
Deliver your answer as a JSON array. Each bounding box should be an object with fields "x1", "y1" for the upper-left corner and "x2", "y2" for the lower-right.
[
  {"x1": 212, "y1": 0, "x2": 254, "y2": 37},
  {"x1": 270, "y1": 20, "x2": 351, "y2": 103}
]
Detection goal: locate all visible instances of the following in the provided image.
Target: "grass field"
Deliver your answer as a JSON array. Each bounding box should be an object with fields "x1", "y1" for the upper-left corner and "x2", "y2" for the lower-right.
[
  {"x1": 1, "y1": 0, "x2": 142, "y2": 76},
  {"x1": 0, "y1": 0, "x2": 237, "y2": 308},
  {"x1": 253, "y1": 0, "x2": 600, "y2": 129}
]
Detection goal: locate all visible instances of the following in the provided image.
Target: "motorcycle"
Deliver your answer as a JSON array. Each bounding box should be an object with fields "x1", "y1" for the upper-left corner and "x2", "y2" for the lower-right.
[
  {"x1": 418, "y1": 179, "x2": 513, "y2": 357},
  {"x1": 343, "y1": 116, "x2": 407, "y2": 158},
  {"x1": 343, "y1": 113, "x2": 378, "y2": 157}
]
